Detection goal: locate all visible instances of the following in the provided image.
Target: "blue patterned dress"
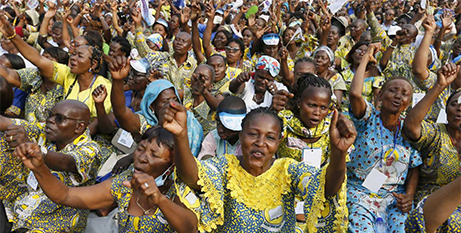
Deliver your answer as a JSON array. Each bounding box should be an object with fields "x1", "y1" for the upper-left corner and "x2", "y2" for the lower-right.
[
  {"x1": 347, "y1": 102, "x2": 422, "y2": 233},
  {"x1": 175, "y1": 154, "x2": 338, "y2": 233}
]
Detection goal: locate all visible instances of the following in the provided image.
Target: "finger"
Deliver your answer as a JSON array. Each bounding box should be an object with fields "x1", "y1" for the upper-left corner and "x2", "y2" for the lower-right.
[
  {"x1": 122, "y1": 180, "x2": 132, "y2": 189},
  {"x1": 329, "y1": 109, "x2": 339, "y2": 132}
]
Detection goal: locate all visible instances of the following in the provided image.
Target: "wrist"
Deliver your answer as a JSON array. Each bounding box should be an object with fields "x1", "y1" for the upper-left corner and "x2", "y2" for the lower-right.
[{"x1": 155, "y1": 193, "x2": 168, "y2": 206}]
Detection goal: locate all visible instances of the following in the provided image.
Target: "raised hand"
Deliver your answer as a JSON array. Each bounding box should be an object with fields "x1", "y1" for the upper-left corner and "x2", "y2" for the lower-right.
[
  {"x1": 13, "y1": 142, "x2": 46, "y2": 171},
  {"x1": 271, "y1": 90, "x2": 294, "y2": 112},
  {"x1": 441, "y1": 10, "x2": 454, "y2": 30},
  {"x1": 205, "y1": 2, "x2": 215, "y2": 19},
  {"x1": 280, "y1": 46, "x2": 289, "y2": 59},
  {"x1": 180, "y1": 7, "x2": 191, "y2": 24},
  {"x1": 320, "y1": 14, "x2": 331, "y2": 33},
  {"x1": 190, "y1": 1, "x2": 201, "y2": 21},
  {"x1": 0, "y1": 12, "x2": 16, "y2": 37},
  {"x1": 131, "y1": 9, "x2": 142, "y2": 28},
  {"x1": 161, "y1": 101, "x2": 188, "y2": 137},
  {"x1": 123, "y1": 172, "x2": 164, "y2": 206},
  {"x1": 436, "y1": 63, "x2": 460, "y2": 88},
  {"x1": 236, "y1": 72, "x2": 251, "y2": 84},
  {"x1": 422, "y1": 14, "x2": 437, "y2": 34},
  {"x1": 92, "y1": 84, "x2": 107, "y2": 104},
  {"x1": 109, "y1": 56, "x2": 131, "y2": 80},
  {"x1": 265, "y1": 80, "x2": 277, "y2": 95},
  {"x1": 365, "y1": 42, "x2": 381, "y2": 65},
  {"x1": 329, "y1": 109, "x2": 357, "y2": 153},
  {"x1": 254, "y1": 26, "x2": 271, "y2": 39}
]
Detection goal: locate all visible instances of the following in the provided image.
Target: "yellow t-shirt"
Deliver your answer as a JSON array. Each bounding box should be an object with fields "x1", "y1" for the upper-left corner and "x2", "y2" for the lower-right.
[{"x1": 52, "y1": 62, "x2": 112, "y2": 118}]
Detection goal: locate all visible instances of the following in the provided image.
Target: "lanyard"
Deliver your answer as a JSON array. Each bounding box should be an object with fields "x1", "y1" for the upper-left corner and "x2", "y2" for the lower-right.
[{"x1": 379, "y1": 116, "x2": 400, "y2": 167}]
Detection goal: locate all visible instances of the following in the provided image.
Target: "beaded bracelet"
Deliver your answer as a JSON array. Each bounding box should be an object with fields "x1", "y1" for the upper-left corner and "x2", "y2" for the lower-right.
[{"x1": 6, "y1": 32, "x2": 16, "y2": 40}]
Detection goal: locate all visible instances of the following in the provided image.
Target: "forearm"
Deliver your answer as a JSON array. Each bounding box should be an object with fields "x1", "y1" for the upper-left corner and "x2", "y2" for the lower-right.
[
  {"x1": 0, "y1": 65, "x2": 20, "y2": 88},
  {"x1": 62, "y1": 20, "x2": 72, "y2": 49},
  {"x1": 434, "y1": 28, "x2": 446, "y2": 57},
  {"x1": 203, "y1": 16, "x2": 214, "y2": 58},
  {"x1": 202, "y1": 90, "x2": 222, "y2": 111},
  {"x1": 134, "y1": 28, "x2": 154, "y2": 58},
  {"x1": 350, "y1": 58, "x2": 368, "y2": 118},
  {"x1": 39, "y1": 17, "x2": 52, "y2": 36},
  {"x1": 0, "y1": 115, "x2": 13, "y2": 131},
  {"x1": 10, "y1": 35, "x2": 53, "y2": 78},
  {"x1": 191, "y1": 21, "x2": 205, "y2": 64},
  {"x1": 324, "y1": 148, "x2": 347, "y2": 197},
  {"x1": 424, "y1": 176, "x2": 461, "y2": 233},
  {"x1": 111, "y1": 80, "x2": 140, "y2": 134},
  {"x1": 229, "y1": 80, "x2": 244, "y2": 94},
  {"x1": 43, "y1": 151, "x2": 78, "y2": 173},
  {"x1": 404, "y1": 84, "x2": 445, "y2": 141},
  {"x1": 320, "y1": 28, "x2": 328, "y2": 46},
  {"x1": 157, "y1": 196, "x2": 198, "y2": 233},
  {"x1": 173, "y1": 134, "x2": 200, "y2": 190},
  {"x1": 73, "y1": 14, "x2": 83, "y2": 27},
  {"x1": 413, "y1": 32, "x2": 434, "y2": 80},
  {"x1": 231, "y1": 11, "x2": 244, "y2": 25},
  {"x1": 379, "y1": 42, "x2": 396, "y2": 70},
  {"x1": 32, "y1": 164, "x2": 71, "y2": 205},
  {"x1": 280, "y1": 59, "x2": 294, "y2": 87},
  {"x1": 405, "y1": 167, "x2": 419, "y2": 196},
  {"x1": 95, "y1": 103, "x2": 117, "y2": 134}
]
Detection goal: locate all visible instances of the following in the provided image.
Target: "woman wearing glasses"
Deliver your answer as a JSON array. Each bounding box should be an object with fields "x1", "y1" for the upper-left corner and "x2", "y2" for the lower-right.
[{"x1": 276, "y1": 73, "x2": 348, "y2": 232}]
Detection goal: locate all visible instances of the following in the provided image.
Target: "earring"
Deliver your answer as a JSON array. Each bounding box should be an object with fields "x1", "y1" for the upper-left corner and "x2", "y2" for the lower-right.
[{"x1": 88, "y1": 68, "x2": 92, "y2": 73}]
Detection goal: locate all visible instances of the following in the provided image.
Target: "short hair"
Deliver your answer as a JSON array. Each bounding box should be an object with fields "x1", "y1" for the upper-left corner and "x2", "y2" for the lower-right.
[
  {"x1": 111, "y1": 36, "x2": 132, "y2": 57},
  {"x1": 217, "y1": 96, "x2": 246, "y2": 114},
  {"x1": 208, "y1": 54, "x2": 227, "y2": 65},
  {"x1": 2, "y1": 54, "x2": 25, "y2": 69},
  {"x1": 197, "y1": 64, "x2": 216, "y2": 82},
  {"x1": 381, "y1": 76, "x2": 414, "y2": 92},
  {"x1": 0, "y1": 76, "x2": 14, "y2": 115},
  {"x1": 84, "y1": 30, "x2": 104, "y2": 50},
  {"x1": 141, "y1": 125, "x2": 174, "y2": 151},
  {"x1": 44, "y1": 46, "x2": 70, "y2": 65},
  {"x1": 295, "y1": 57, "x2": 315, "y2": 67},
  {"x1": 241, "y1": 107, "x2": 283, "y2": 138}
]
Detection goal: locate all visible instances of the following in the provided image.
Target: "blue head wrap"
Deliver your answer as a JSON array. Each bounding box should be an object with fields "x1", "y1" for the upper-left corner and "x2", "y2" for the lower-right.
[{"x1": 138, "y1": 79, "x2": 180, "y2": 126}]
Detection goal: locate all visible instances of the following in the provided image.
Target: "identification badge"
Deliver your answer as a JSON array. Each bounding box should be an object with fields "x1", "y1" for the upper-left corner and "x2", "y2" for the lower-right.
[
  {"x1": 27, "y1": 171, "x2": 39, "y2": 191},
  {"x1": 362, "y1": 167, "x2": 387, "y2": 193},
  {"x1": 437, "y1": 109, "x2": 448, "y2": 124},
  {"x1": 412, "y1": 93, "x2": 425, "y2": 108},
  {"x1": 302, "y1": 148, "x2": 322, "y2": 169},
  {"x1": 118, "y1": 130, "x2": 134, "y2": 148}
]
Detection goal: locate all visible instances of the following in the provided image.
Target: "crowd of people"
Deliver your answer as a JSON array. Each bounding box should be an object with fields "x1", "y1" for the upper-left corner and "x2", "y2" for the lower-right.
[{"x1": 0, "y1": 0, "x2": 460, "y2": 232}]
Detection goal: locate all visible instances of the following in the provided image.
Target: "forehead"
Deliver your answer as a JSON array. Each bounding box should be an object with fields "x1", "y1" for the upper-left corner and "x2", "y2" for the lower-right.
[
  {"x1": 245, "y1": 113, "x2": 281, "y2": 132},
  {"x1": 356, "y1": 44, "x2": 368, "y2": 51},
  {"x1": 75, "y1": 36, "x2": 88, "y2": 45},
  {"x1": 295, "y1": 62, "x2": 316, "y2": 72},
  {"x1": 76, "y1": 46, "x2": 91, "y2": 55},
  {"x1": 385, "y1": 79, "x2": 412, "y2": 90},
  {"x1": 315, "y1": 50, "x2": 329, "y2": 57},
  {"x1": 194, "y1": 65, "x2": 213, "y2": 77},
  {"x1": 255, "y1": 69, "x2": 272, "y2": 79},
  {"x1": 449, "y1": 92, "x2": 461, "y2": 104},
  {"x1": 157, "y1": 88, "x2": 177, "y2": 100},
  {"x1": 208, "y1": 56, "x2": 225, "y2": 65},
  {"x1": 301, "y1": 86, "x2": 332, "y2": 100},
  {"x1": 176, "y1": 32, "x2": 191, "y2": 41},
  {"x1": 228, "y1": 41, "x2": 239, "y2": 47}
]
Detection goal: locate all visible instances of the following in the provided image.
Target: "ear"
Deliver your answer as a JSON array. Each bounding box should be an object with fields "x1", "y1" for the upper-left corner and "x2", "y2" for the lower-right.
[
  {"x1": 75, "y1": 121, "x2": 86, "y2": 135},
  {"x1": 377, "y1": 89, "x2": 383, "y2": 102}
]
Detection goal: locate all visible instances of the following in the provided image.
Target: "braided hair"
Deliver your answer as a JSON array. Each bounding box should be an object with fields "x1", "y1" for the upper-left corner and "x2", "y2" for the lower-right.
[
  {"x1": 87, "y1": 45, "x2": 103, "y2": 74},
  {"x1": 290, "y1": 73, "x2": 332, "y2": 115},
  {"x1": 241, "y1": 107, "x2": 283, "y2": 138}
]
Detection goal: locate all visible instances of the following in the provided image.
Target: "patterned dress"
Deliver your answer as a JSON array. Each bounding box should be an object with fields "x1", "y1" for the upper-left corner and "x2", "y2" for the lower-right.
[
  {"x1": 277, "y1": 110, "x2": 348, "y2": 233},
  {"x1": 7, "y1": 120, "x2": 101, "y2": 232},
  {"x1": 175, "y1": 154, "x2": 337, "y2": 233},
  {"x1": 405, "y1": 197, "x2": 461, "y2": 232},
  {"x1": 17, "y1": 68, "x2": 64, "y2": 123},
  {"x1": 183, "y1": 88, "x2": 216, "y2": 135},
  {"x1": 403, "y1": 121, "x2": 461, "y2": 230},
  {"x1": 347, "y1": 102, "x2": 422, "y2": 233},
  {"x1": 111, "y1": 168, "x2": 177, "y2": 232}
]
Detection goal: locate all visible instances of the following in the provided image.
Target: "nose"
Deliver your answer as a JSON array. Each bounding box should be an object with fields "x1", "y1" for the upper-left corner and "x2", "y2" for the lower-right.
[{"x1": 254, "y1": 135, "x2": 265, "y2": 147}]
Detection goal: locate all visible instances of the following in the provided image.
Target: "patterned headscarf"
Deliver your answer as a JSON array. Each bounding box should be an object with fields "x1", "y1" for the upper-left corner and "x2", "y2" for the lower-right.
[
  {"x1": 255, "y1": 55, "x2": 280, "y2": 77},
  {"x1": 147, "y1": 33, "x2": 163, "y2": 50},
  {"x1": 313, "y1": 46, "x2": 335, "y2": 66}
]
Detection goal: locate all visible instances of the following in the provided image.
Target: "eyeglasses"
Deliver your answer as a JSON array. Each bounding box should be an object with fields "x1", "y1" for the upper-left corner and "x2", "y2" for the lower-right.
[
  {"x1": 354, "y1": 49, "x2": 366, "y2": 54},
  {"x1": 225, "y1": 46, "x2": 240, "y2": 53},
  {"x1": 46, "y1": 109, "x2": 82, "y2": 124}
]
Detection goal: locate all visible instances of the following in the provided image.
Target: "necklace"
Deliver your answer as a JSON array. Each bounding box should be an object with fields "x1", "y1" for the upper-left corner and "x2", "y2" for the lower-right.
[
  {"x1": 252, "y1": 94, "x2": 264, "y2": 104},
  {"x1": 135, "y1": 196, "x2": 155, "y2": 215}
]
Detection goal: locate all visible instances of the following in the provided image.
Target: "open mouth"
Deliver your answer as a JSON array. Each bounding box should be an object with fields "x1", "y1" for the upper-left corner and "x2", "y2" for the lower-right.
[{"x1": 251, "y1": 150, "x2": 264, "y2": 159}]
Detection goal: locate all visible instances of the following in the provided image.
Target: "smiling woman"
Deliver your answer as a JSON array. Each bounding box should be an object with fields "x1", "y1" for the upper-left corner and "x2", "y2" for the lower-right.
[{"x1": 162, "y1": 97, "x2": 356, "y2": 232}]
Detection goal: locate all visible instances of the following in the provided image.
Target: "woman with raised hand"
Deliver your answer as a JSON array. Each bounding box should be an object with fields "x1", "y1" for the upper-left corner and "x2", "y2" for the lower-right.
[
  {"x1": 0, "y1": 12, "x2": 112, "y2": 119},
  {"x1": 13, "y1": 126, "x2": 198, "y2": 233},
  {"x1": 161, "y1": 101, "x2": 356, "y2": 232},
  {"x1": 403, "y1": 62, "x2": 461, "y2": 231},
  {"x1": 347, "y1": 43, "x2": 422, "y2": 233}
]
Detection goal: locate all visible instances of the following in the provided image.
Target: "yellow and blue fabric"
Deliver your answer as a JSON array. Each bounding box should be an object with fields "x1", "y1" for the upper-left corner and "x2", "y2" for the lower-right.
[
  {"x1": 403, "y1": 121, "x2": 461, "y2": 203},
  {"x1": 51, "y1": 62, "x2": 112, "y2": 118},
  {"x1": 340, "y1": 67, "x2": 384, "y2": 113},
  {"x1": 276, "y1": 110, "x2": 348, "y2": 232},
  {"x1": 8, "y1": 119, "x2": 101, "y2": 232},
  {"x1": 183, "y1": 87, "x2": 216, "y2": 135},
  {"x1": 110, "y1": 167, "x2": 176, "y2": 232},
  {"x1": 137, "y1": 80, "x2": 203, "y2": 157},
  {"x1": 135, "y1": 28, "x2": 197, "y2": 89},
  {"x1": 17, "y1": 67, "x2": 64, "y2": 123},
  {"x1": 256, "y1": 55, "x2": 281, "y2": 77},
  {"x1": 347, "y1": 102, "x2": 422, "y2": 233},
  {"x1": 405, "y1": 196, "x2": 461, "y2": 232},
  {"x1": 175, "y1": 154, "x2": 335, "y2": 232}
]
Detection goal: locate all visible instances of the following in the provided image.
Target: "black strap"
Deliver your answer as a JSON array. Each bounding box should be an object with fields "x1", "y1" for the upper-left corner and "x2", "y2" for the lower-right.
[{"x1": 64, "y1": 77, "x2": 78, "y2": 99}]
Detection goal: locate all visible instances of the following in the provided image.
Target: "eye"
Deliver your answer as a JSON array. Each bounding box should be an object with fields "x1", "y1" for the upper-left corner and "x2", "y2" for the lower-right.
[
  {"x1": 267, "y1": 135, "x2": 276, "y2": 141},
  {"x1": 321, "y1": 106, "x2": 328, "y2": 110}
]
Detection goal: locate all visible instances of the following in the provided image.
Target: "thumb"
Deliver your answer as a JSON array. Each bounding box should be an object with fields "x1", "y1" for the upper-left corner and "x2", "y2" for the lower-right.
[
  {"x1": 329, "y1": 109, "x2": 338, "y2": 133},
  {"x1": 122, "y1": 180, "x2": 132, "y2": 189},
  {"x1": 124, "y1": 57, "x2": 132, "y2": 68}
]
